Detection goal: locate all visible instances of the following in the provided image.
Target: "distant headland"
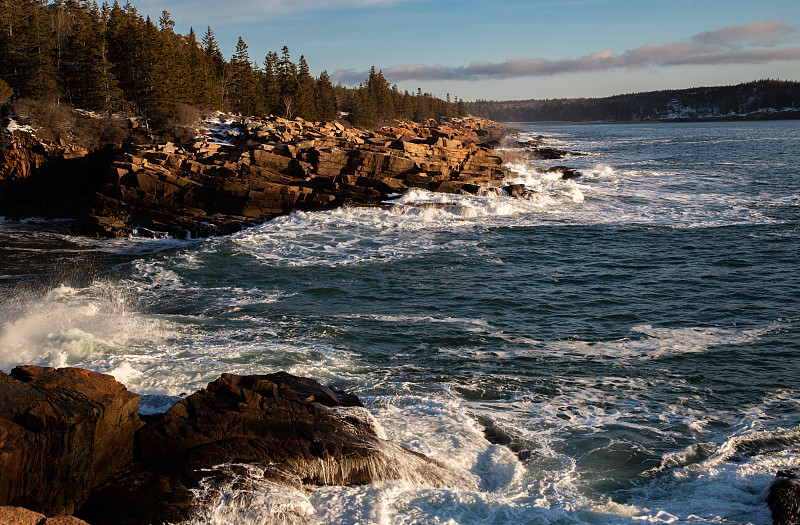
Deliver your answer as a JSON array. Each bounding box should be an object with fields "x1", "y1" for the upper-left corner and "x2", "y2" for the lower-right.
[{"x1": 466, "y1": 79, "x2": 800, "y2": 123}]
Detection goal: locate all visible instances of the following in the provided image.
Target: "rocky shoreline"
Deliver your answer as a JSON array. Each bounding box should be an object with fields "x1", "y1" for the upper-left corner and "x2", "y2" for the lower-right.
[
  {"x1": 3, "y1": 117, "x2": 797, "y2": 525},
  {"x1": 0, "y1": 365, "x2": 476, "y2": 524},
  {"x1": 2, "y1": 365, "x2": 797, "y2": 524},
  {"x1": 2, "y1": 115, "x2": 540, "y2": 238}
]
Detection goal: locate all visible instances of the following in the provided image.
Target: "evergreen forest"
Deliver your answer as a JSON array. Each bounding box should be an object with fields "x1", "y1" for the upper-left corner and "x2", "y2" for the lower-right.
[{"x1": 0, "y1": 0, "x2": 465, "y2": 129}]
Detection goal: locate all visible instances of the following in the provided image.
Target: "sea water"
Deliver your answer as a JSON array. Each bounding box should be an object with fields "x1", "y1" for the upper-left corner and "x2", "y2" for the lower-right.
[{"x1": 1, "y1": 120, "x2": 799, "y2": 524}]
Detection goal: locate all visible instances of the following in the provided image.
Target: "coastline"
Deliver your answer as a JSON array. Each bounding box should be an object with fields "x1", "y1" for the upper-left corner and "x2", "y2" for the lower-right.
[
  {"x1": 3, "y1": 118, "x2": 796, "y2": 523},
  {"x1": 1, "y1": 115, "x2": 520, "y2": 239}
]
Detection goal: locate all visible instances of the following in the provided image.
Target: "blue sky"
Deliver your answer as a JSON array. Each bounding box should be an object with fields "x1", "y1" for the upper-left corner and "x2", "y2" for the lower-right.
[{"x1": 130, "y1": 0, "x2": 800, "y2": 101}]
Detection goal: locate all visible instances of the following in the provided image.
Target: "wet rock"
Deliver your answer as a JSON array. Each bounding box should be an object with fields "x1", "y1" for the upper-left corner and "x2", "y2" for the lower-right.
[
  {"x1": 0, "y1": 366, "x2": 142, "y2": 516},
  {"x1": 503, "y1": 183, "x2": 530, "y2": 198},
  {"x1": 137, "y1": 372, "x2": 472, "y2": 488},
  {"x1": 544, "y1": 165, "x2": 583, "y2": 180},
  {"x1": 81, "y1": 372, "x2": 477, "y2": 524},
  {"x1": 478, "y1": 417, "x2": 533, "y2": 462},
  {"x1": 529, "y1": 147, "x2": 585, "y2": 160},
  {"x1": 767, "y1": 468, "x2": 800, "y2": 525}
]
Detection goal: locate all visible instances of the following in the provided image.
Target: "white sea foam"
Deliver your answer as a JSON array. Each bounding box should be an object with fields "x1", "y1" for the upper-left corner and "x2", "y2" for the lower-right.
[
  {"x1": 0, "y1": 282, "x2": 169, "y2": 373},
  {"x1": 542, "y1": 322, "x2": 782, "y2": 360},
  {"x1": 170, "y1": 379, "x2": 796, "y2": 524},
  {"x1": 187, "y1": 463, "x2": 316, "y2": 525}
]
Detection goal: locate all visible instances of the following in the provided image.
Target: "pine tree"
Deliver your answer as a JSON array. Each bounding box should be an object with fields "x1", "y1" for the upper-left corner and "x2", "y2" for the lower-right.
[
  {"x1": 295, "y1": 55, "x2": 316, "y2": 121},
  {"x1": 156, "y1": 10, "x2": 186, "y2": 110},
  {"x1": 262, "y1": 51, "x2": 279, "y2": 115},
  {"x1": 185, "y1": 27, "x2": 218, "y2": 107},
  {"x1": 138, "y1": 15, "x2": 171, "y2": 120},
  {"x1": 201, "y1": 26, "x2": 226, "y2": 109},
  {"x1": 106, "y1": 1, "x2": 141, "y2": 112},
  {"x1": 352, "y1": 82, "x2": 376, "y2": 127},
  {"x1": 277, "y1": 46, "x2": 297, "y2": 118},
  {"x1": 2, "y1": 0, "x2": 61, "y2": 100},
  {"x1": 315, "y1": 70, "x2": 337, "y2": 122},
  {"x1": 230, "y1": 36, "x2": 259, "y2": 114},
  {"x1": 400, "y1": 90, "x2": 413, "y2": 119},
  {"x1": 60, "y1": 0, "x2": 121, "y2": 110}
]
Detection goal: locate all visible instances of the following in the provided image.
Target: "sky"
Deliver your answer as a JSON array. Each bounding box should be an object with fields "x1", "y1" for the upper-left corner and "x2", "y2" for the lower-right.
[{"x1": 128, "y1": 0, "x2": 800, "y2": 101}]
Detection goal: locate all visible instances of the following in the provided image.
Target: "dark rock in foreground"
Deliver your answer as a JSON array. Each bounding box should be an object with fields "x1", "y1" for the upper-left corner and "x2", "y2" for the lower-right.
[
  {"x1": 80, "y1": 371, "x2": 476, "y2": 524},
  {"x1": 0, "y1": 366, "x2": 142, "y2": 516},
  {"x1": 767, "y1": 468, "x2": 800, "y2": 525},
  {"x1": 1, "y1": 366, "x2": 474, "y2": 524}
]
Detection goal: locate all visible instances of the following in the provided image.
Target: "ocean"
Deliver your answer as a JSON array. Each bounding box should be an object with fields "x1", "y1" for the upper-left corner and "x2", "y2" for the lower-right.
[{"x1": 1, "y1": 120, "x2": 799, "y2": 524}]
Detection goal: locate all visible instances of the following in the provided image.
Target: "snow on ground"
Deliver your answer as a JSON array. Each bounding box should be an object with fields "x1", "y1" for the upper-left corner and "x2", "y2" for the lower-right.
[
  {"x1": 3, "y1": 118, "x2": 36, "y2": 135},
  {"x1": 199, "y1": 113, "x2": 240, "y2": 146}
]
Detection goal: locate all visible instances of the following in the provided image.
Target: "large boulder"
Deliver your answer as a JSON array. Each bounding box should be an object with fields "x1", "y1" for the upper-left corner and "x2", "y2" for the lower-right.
[
  {"x1": 767, "y1": 468, "x2": 800, "y2": 525},
  {"x1": 0, "y1": 366, "x2": 142, "y2": 516},
  {"x1": 79, "y1": 372, "x2": 477, "y2": 524},
  {"x1": 138, "y1": 372, "x2": 474, "y2": 488}
]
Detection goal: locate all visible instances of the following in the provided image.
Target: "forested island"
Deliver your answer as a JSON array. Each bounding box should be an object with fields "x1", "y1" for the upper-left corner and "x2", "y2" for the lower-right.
[{"x1": 467, "y1": 80, "x2": 800, "y2": 122}]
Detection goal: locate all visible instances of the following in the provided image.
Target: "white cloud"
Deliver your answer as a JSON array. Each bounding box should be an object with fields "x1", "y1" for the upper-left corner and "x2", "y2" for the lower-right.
[
  {"x1": 332, "y1": 20, "x2": 800, "y2": 84},
  {"x1": 692, "y1": 19, "x2": 794, "y2": 47}
]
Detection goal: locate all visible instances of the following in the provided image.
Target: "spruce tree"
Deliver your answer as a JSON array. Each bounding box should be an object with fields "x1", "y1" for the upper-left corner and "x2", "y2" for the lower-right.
[
  {"x1": 315, "y1": 70, "x2": 337, "y2": 122},
  {"x1": 3, "y1": 0, "x2": 61, "y2": 100},
  {"x1": 277, "y1": 46, "x2": 297, "y2": 118},
  {"x1": 295, "y1": 55, "x2": 316, "y2": 121},
  {"x1": 106, "y1": 1, "x2": 141, "y2": 112},
  {"x1": 230, "y1": 36, "x2": 259, "y2": 114},
  {"x1": 156, "y1": 10, "x2": 185, "y2": 110},
  {"x1": 263, "y1": 51, "x2": 279, "y2": 115},
  {"x1": 186, "y1": 27, "x2": 218, "y2": 108},
  {"x1": 202, "y1": 26, "x2": 227, "y2": 109},
  {"x1": 352, "y1": 82, "x2": 376, "y2": 127}
]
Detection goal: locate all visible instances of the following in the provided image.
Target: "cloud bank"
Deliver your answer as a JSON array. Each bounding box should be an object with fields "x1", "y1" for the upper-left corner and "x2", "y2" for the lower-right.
[{"x1": 332, "y1": 19, "x2": 800, "y2": 85}]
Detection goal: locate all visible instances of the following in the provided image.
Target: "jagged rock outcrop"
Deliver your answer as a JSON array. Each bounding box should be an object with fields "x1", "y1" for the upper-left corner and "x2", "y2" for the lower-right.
[
  {"x1": 1, "y1": 115, "x2": 519, "y2": 237},
  {"x1": 0, "y1": 506, "x2": 89, "y2": 524},
  {"x1": 0, "y1": 366, "x2": 142, "y2": 516},
  {"x1": 767, "y1": 468, "x2": 800, "y2": 525},
  {"x1": 79, "y1": 371, "x2": 477, "y2": 525},
  {"x1": 79, "y1": 116, "x2": 515, "y2": 237}
]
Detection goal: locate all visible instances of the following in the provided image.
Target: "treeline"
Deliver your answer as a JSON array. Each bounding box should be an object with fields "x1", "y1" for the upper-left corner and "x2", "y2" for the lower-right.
[
  {"x1": 0, "y1": 0, "x2": 464, "y2": 128},
  {"x1": 467, "y1": 80, "x2": 800, "y2": 122}
]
